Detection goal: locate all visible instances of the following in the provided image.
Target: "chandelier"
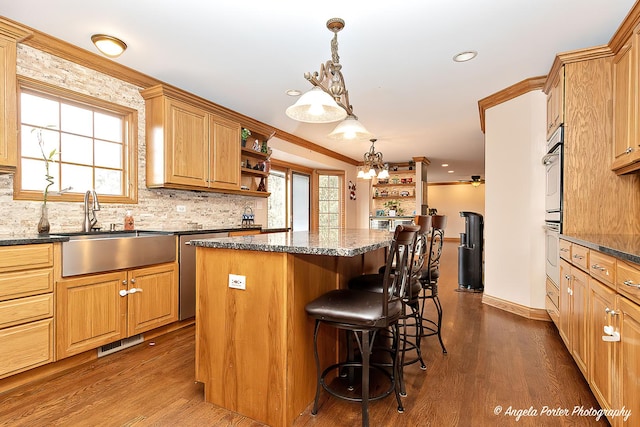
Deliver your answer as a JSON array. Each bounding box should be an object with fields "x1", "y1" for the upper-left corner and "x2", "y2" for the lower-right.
[
  {"x1": 285, "y1": 18, "x2": 373, "y2": 141},
  {"x1": 357, "y1": 139, "x2": 389, "y2": 179}
]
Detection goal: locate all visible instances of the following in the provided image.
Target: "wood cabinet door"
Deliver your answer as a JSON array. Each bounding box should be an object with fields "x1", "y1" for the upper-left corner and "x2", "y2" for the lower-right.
[
  {"x1": 0, "y1": 37, "x2": 18, "y2": 172},
  {"x1": 127, "y1": 263, "x2": 178, "y2": 336},
  {"x1": 559, "y1": 259, "x2": 572, "y2": 348},
  {"x1": 612, "y1": 35, "x2": 640, "y2": 172},
  {"x1": 571, "y1": 268, "x2": 589, "y2": 376},
  {"x1": 617, "y1": 295, "x2": 640, "y2": 427},
  {"x1": 208, "y1": 114, "x2": 241, "y2": 190},
  {"x1": 588, "y1": 277, "x2": 616, "y2": 412},
  {"x1": 546, "y1": 67, "x2": 564, "y2": 139},
  {"x1": 166, "y1": 98, "x2": 209, "y2": 187},
  {"x1": 56, "y1": 271, "x2": 127, "y2": 359}
]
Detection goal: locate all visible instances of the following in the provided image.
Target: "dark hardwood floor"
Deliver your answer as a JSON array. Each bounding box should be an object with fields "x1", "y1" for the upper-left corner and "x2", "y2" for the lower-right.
[{"x1": 0, "y1": 242, "x2": 606, "y2": 426}]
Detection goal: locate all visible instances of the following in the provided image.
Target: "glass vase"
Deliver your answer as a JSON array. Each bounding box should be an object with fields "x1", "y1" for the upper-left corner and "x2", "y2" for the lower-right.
[{"x1": 37, "y1": 204, "x2": 50, "y2": 235}]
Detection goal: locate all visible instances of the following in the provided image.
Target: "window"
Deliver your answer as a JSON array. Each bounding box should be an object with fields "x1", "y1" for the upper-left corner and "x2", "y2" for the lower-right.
[
  {"x1": 317, "y1": 172, "x2": 344, "y2": 232},
  {"x1": 14, "y1": 77, "x2": 138, "y2": 204},
  {"x1": 267, "y1": 169, "x2": 287, "y2": 229}
]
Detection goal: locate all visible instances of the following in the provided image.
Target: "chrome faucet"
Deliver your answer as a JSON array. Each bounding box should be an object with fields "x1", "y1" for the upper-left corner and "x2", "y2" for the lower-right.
[{"x1": 82, "y1": 190, "x2": 101, "y2": 232}]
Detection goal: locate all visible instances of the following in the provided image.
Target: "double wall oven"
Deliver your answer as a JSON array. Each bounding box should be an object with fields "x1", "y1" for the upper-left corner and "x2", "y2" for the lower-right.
[{"x1": 543, "y1": 126, "x2": 563, "y2": 287}]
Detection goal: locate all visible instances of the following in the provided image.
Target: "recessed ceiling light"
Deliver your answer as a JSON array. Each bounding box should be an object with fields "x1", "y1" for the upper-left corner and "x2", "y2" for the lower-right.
[
  {"x1": 286, "y1": 89, "x2": 302, "y2": 96},
  {"x1": 441, "y1": 163, "x2": 449, "y2": 167},
  {"x1": 453, "y1": 51, "x2": 477, "y2": 62},
  {"x1": 448, "y1": 170, "x2": 455, "y2": 173}
]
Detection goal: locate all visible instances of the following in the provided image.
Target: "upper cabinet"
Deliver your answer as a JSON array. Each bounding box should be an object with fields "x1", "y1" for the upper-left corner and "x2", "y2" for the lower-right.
[
  {"x1": 140, "y1": 84, "x2": 256, "y2": 195},
  {"x1": 0, "y1": 20, "x2": 30, "y2": 174},
  {"x1": 546, "y1": 66, "x2": 564, "y2": 140},
  {"x1": 612, "y1": 30, "x2": 640, "y2": 174}
]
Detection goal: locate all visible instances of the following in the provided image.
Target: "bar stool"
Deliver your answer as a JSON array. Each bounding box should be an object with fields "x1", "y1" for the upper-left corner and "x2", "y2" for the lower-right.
[
  {"x1": 347, "y1": 216, "x2": 431, "y2": 396},
  {"x1": 305, "y1": 224, "x2": 420, "y2": 427},
  {"x1": 418, "y1": 214, "x2": 447, "y2": 353}
]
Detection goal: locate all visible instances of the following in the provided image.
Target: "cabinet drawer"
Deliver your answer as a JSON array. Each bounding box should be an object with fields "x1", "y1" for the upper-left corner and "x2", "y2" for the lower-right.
[
  {"x1": 545, "y1": 296, "x2": 559, "y2": 325},
  {"x1": 0, "y1": 244, "x2": 53, "y2": 273},
  {"x1": 0, "y1": 268, "x2": 53, "y2": 301},
  {"x1": 546, "y1": 277, "x2": 559, "y2": 309},
  {"x1": 617, "y1": 260, "x2": 640, "y2": 305},
  {"x1": 0, "y1": 318, "x2": 54, "y2": 379},
  {"x1": 0, "y1": 293, "x2": 53, "y2": 329},
  {"x1": 589, "y1": 251, "x2": 616, "y2": 289},
  {"x1": 559, "y1": 239, "x2": 571, "y2": 261},
  {"x1": 571, "y1": 244, "x2": 589, "y2": 271}
]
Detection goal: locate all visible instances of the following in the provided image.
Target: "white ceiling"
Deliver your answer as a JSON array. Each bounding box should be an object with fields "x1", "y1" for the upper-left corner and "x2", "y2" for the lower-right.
[{"x1": 1, "y1": 0, "x2": 635, "y2": 182}]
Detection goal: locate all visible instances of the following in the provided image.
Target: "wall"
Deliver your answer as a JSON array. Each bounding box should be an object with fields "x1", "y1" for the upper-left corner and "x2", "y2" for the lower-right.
[
  {"x1": 484, "y1": 90, "x2": 546, "y2": 309},
  {"x1": 0, "y1": 44, "x2": 357, "y2": 236},
  {"x1": 426, "y1": 183, "x2": 485, "y2": 239}
]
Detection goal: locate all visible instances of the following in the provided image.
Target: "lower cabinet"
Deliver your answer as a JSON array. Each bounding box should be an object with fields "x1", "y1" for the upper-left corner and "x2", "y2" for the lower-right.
[
  {"x1": 56, "y1": 262, "x2": 178, "y2": 359},
  {"x1": 559, "y1": 238, "x2": 640, "y2": 426},
  {"x1": 558, "y1": 258, "x2": 588, "y2": 376},
  {"x1": 587, "y1": 278, "x2": 616, "y2": 413},
  {"x1": 0, "y1": 243, "x2": 54, "y2": 379},
  {"x1": 617, "y1": 295, "x2": 640, "y2": 427}
]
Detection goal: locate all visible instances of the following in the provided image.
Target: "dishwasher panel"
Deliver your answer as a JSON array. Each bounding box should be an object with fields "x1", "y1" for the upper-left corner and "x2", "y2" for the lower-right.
[{"x1": 179, "y1": 232, "x2": 228, "y2": 320}]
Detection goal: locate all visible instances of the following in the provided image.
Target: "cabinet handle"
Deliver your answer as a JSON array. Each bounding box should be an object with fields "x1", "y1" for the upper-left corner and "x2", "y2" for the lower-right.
[
  {"x1": 605, "y1": 307, "x2": 618, "y2": 316},
  {"x1": 591, "y1": 264, "x2": 606, "y2": 272},
  {"x1": 560, "y1": 248, "x2": 569, "y2": 252},
  {"x1": 573, "y1": 254, "x2": 584, "y2": 260},
  {"x1": 623, "y1": 279, "x2": 640, "y2": 289}
]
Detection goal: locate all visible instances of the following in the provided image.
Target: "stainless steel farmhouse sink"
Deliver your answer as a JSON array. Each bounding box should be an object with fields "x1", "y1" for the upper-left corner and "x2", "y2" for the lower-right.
[{"x1": 54, "y1": 231, "x2": 176, "y2": 277}]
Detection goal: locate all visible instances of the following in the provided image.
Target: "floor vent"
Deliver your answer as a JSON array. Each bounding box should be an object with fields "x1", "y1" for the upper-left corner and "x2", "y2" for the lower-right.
[{"x1": 98, "y1": 334, "x2": 144, "y2": 358}]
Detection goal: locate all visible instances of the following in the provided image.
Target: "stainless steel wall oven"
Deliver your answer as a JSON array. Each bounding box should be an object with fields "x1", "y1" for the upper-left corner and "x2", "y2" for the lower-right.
[{"x1": 543, "y1": 126, "x2": 563, "y2": 287}]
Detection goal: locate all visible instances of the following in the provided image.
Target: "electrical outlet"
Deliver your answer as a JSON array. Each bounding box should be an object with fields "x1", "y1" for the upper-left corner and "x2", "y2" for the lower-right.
[
  {"x1": 176, "y1": 205, "x2": 186, "y2": 213},
  {"x1": 229, "y1": 274, "x2": 246, "y2": 290}
]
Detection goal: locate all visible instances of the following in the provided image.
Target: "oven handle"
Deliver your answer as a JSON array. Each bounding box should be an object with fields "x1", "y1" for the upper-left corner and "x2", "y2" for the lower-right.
[
  {"x1": 542, "y1": 151, "x2": 559, "y2": 166},
  {"x1": 544, "y1": 222, "x2": 561, "y2": 233}
]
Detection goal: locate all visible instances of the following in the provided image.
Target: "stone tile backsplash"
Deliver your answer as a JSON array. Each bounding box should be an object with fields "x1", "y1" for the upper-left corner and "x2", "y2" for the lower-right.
[{"x1": 0, "y1": 45, "x2": 264, "y2": 236}]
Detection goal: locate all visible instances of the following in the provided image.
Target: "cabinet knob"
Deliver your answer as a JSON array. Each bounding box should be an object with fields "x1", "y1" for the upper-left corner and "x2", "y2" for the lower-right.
[
  {"x1": 625, "y1": 147, "x2": 633, "y2": 154},
  {"x1": 130, "y1": 278, "x2": 136, "y2": 284},
  {"x1": 122, "y1": 280, "x2": 127, "y2": 285}
]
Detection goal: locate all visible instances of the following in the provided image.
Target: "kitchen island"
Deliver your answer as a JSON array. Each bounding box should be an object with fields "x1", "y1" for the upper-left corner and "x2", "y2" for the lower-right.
[{"x1": 191, "y1": 229, "x2": 392, "y2": 427}]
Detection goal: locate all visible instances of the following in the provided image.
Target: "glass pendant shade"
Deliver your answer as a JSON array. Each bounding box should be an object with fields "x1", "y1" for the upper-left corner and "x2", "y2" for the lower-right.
[
  {"x1": 327, "y1": 115, "x2": 373, "y2": 140},
  {"x1": 377, "y1": 168, "x2": 389, "y2": 179},
  {"x1": 357, "y1": 169, "x2": 365, "y2": 178},
  {"x1": 285, "y1": 87, "x2": 347, "y2": 123}
]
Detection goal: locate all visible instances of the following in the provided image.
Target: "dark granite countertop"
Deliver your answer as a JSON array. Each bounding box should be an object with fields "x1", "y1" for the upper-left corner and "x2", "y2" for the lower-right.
[
  {"x1": 0, "y1": 234, "x2": 69, "y2": 246},
  {"x1": 190, "y1": 229, "x2": 393, "y2": 257},
  {"x1": 0, "y1": 226, "x2": 264, "y2": 246},
  {"x1": 561, "y1": 234, "x2": 640, "y2": 265}
]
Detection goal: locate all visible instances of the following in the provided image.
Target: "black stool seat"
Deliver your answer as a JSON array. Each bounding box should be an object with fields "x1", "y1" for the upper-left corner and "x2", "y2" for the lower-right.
[
  {"x1": 305, "y1": 289, "x2": 402, "y2": 328},
  {"x1": 349, "y1": 273, "x2": 422, "y2": 302},
  {"x1": 305, "y1": 224, "x2": 420, "y2": 427}
]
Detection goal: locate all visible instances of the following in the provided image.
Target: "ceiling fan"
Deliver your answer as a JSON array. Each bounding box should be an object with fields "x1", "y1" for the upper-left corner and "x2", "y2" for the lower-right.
[{"x1": 459, "y1": 175, "x2": 485, "y2": 187}]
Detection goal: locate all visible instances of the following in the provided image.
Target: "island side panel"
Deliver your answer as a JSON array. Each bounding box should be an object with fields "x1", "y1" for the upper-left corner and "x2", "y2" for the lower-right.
[
  {"x1": 196, "y1": 247, "x2": 287, "y2": 427},
  {"x1": 286, "y1": 253, "x2": 342, "y2": 424}
]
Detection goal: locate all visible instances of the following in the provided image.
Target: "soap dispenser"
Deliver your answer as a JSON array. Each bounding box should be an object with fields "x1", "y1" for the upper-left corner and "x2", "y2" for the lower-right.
[{"x1": 124, "y1": 210, "x2": 134, "y2": 230}]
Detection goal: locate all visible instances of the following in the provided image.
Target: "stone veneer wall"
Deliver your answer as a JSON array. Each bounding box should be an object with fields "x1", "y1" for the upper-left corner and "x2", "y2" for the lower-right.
[{"x1": 0, "y1": 45, "x2": 264, "y2": 236}]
